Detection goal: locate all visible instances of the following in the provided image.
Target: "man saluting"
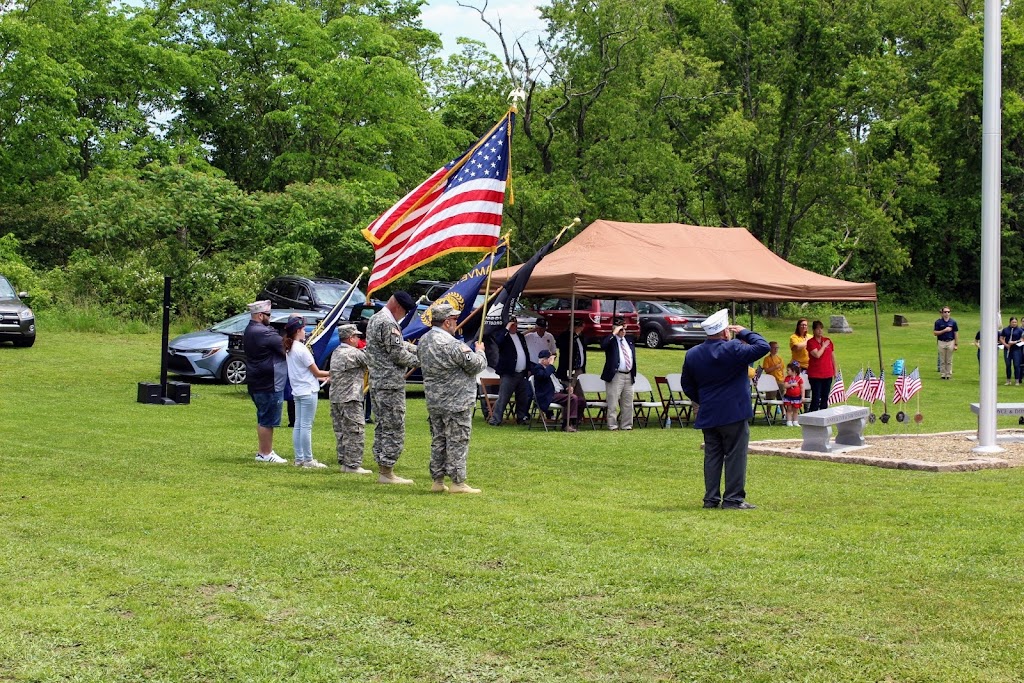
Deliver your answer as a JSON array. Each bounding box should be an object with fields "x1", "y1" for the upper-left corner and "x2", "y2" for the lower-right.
[{"x1": 680, "y1": 309, "x2": 769, "y2": 510}]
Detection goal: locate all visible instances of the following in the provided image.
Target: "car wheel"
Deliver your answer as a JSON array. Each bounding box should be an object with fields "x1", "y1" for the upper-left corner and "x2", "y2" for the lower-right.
[
  {"x1": 643, "y1": 328, "x2": 663, "y2": 349},
  {"x1": 222, "y1": 358, "x2": 247, "y2": 385},
  {"x1": 13, "y1": 337, "x2": 35, "y2": 348}
]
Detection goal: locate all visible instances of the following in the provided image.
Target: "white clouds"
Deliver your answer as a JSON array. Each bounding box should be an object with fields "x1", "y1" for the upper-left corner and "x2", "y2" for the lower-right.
[{"x1": 419, "y1": 0, "x2": 546, "y2": 58}]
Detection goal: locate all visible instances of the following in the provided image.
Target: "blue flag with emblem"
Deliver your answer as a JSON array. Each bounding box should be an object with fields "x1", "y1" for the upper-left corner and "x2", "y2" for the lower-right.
[
  {"x1": 402, "y1": 241, "x2": 508, "y2": 342},
  {"x1": 306, "y1": 271, "x2": 367, "y2": 366}
]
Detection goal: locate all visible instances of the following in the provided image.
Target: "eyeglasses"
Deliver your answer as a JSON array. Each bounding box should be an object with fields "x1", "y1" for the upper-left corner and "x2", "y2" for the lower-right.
[{"x1": 942, "y1": 310, "x2": 951, "y2": 314}]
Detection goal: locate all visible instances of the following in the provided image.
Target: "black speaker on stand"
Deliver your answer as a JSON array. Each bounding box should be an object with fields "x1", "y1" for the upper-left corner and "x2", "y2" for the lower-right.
[{"x1": 137, "y1": 276, "x2": 183, "y2": 405}]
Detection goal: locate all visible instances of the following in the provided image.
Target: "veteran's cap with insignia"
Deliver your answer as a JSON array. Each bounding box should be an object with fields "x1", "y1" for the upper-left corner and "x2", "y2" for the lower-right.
[{"x1": 700, "y1": 309, "x2": 730, "y2": 335}]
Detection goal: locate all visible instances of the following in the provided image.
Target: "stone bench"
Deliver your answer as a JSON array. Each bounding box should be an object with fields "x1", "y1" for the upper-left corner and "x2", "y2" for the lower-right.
[
  {"x1": 797, "y1": 405, "x2": 870, "y2": 453},
  {"x1": 970, "y1": 403, "x2": 1024, "y2": 416}
]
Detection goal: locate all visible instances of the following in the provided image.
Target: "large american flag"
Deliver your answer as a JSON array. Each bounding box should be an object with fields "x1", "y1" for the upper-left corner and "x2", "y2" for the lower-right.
[
  {"x1": 828, "y1": 368, "x2": 846, "y2": 404},
  {"x1": 846, "y1": 369, "x2": 866, "y2": 399},
  {"x1": 363, "y1": 111, "x2": 514, "y2": 295},
  {"x1": 894, "y1": 367, "x2": 922, "y2": 403}
]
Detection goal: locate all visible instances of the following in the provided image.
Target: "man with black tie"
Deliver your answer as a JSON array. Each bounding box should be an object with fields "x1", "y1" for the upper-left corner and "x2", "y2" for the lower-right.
[
  {"x1": 488, "y1": 317, "x2": 532, "y2": 425},
  {"x1": 600, "y1": 317, "x2": 637, "y2": 431},
  {"x1": 556, "y1": 318, "x2": 587, "y2": 389}
]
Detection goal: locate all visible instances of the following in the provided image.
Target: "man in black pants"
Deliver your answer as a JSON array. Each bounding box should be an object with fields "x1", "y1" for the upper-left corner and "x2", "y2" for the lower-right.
[{"x1": 680, "y1": 309, "x2": 770, "y2": 509}]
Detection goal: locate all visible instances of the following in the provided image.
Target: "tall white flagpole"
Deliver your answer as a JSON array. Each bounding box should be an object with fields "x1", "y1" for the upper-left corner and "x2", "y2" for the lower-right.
[{"x1": 975, "y1": 0, "x2": 1002, "y2": 453}]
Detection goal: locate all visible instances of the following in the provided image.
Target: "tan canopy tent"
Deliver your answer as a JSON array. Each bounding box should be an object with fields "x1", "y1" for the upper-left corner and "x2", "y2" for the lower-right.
[{"x1": 490, "y1": 220, "x2": 876, "y2": 302}]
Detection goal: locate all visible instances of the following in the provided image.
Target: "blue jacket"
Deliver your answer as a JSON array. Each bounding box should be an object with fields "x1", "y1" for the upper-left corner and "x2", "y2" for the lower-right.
[
  {"x1": 680, "y1": 330, "x2": 770, "y2": 429},
  {"x1": 491, "y1": 327, "x2": 530, "y2": 376},
  {"x1": 600, "y1": 334, "x2": 637, "y2": 383},
  {"x1": 531, "y1": 363, "x2": 558, "y2": 411}
]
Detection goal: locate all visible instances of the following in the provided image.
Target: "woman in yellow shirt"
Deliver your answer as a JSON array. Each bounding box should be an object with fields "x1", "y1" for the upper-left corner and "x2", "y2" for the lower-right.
[{"x1": 789, "y1": 318, "x2": 810, "y2": 370}]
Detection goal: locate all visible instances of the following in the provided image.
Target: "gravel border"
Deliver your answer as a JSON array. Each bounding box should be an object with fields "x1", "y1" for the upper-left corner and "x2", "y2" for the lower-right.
[{"x1": 748, "y1": 430, "x2": 1024, "y2": 471}]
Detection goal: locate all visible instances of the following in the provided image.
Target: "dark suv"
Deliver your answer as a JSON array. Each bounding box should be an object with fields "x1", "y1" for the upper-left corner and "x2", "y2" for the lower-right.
[
  {"x1": 258, "y1": 275, "x2": 366, "y2": 314},
  {"x1": 0, "y1": 275, "x2": 35, "y2": 347},
  {"x1": 535, "y1": 297, "x2": 640, "y2": 345}
]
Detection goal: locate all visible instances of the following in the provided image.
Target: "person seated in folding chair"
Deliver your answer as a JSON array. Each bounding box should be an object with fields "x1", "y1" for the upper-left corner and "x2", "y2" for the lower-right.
[
  {"x1": 600, "y1": 317, "x2": 637, "y2": 431},
  {"x1": 531, "y1": 350, "x2": 583, "y2": 432},
  {"x1": 761, "y1": 341, "x2": 786, "y2": 399}
]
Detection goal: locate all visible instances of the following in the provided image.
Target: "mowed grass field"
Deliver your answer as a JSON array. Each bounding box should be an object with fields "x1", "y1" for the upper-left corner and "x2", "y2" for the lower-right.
[{"x1": 2, "y1": 307, "x2": 1023, "y2": 682}]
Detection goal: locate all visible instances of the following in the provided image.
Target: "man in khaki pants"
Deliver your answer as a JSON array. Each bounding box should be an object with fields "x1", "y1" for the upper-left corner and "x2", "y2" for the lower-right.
[
  {"x1": 933, "y1": 306, "x2": 959, "y2": 379},
  {"x1": 600, "y1": 317, "x2": 637, "y2": 430}
]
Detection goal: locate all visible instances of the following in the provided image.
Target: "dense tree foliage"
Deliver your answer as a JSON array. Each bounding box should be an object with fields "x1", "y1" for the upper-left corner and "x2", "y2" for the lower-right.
[{"x1": 1, "y1": 0, "x2": 1022, "y2": 321}]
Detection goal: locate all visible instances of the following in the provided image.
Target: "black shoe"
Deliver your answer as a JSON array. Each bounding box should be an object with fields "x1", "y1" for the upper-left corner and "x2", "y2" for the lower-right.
[
  {"x1": 722, "y1": 502, "x2": 757, "y2": 510},
  {"x1": 702, "y1": 502, "x2": 720, "y2": 509}
]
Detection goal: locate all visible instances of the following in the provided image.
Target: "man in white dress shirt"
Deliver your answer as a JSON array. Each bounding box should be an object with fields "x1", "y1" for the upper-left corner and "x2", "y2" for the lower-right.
[{"x1": 600, "y1": 317, "x2": 637, "y2": 430}]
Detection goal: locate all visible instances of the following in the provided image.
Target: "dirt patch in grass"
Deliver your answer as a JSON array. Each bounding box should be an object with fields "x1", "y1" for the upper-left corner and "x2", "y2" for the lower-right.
[{"x1": 749, "y1": 430, "x2": 1024, "y2": 471}]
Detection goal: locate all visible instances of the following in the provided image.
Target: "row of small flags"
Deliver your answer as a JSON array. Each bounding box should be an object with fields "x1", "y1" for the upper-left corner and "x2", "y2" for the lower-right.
[{"x1": 828, "y1": 367, "x2": 922, "y2": 405}]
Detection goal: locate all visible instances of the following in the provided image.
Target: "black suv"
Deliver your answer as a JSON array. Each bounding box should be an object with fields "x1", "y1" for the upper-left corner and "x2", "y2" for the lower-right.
[
  {"x1": 0, "y1": 275, "x2": 35, "y2": 347},
  {"x1": 258, "y1": 275, "x2": 366, "y2": 314}
]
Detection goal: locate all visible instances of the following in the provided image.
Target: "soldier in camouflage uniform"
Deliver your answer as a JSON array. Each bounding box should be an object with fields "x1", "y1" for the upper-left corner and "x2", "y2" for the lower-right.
[
  {"x1": 365, "y1": 291, "x2": 419, "y2": 484},
  {"x1": 418, "y1": 303, "x2": 488, "y2": 494},
  {"x1": 329, "y1": 324, "x2": 371, "y2": 474}
]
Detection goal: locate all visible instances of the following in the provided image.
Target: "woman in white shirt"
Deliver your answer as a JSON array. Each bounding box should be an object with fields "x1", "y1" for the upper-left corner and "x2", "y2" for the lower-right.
[{"x1": 283, "y1": 317, "x2": 331, "y2": 468}]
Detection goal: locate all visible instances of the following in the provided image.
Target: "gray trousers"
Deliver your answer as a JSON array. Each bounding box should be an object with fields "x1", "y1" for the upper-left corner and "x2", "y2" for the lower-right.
[
  {"x1": 702, "y1": 419, "x2": 750, "y2": 507},
  {"x1": 428, "y1": 407, "x2": 473, "y2": 484},
  {"x1": 605, "y1": 372, "x2": 634, "y2": 429},
  {"x1": 331, "y1": 400, "x2": 365, "y2": 468},
  {"x1": 370, "y1": 387, "x2": 405, "y2": 467},
  {"x1": 490, "y1": 371, "x2": 530, "y2": 424}
]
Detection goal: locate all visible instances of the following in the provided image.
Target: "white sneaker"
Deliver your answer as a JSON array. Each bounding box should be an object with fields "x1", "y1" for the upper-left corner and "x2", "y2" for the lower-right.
[
  {"x1": 295, "y1": 459, "x2": 328, "y2": 469},
  {"x1": 255, "y1": 452, "x2": 287, "y2": 463}
]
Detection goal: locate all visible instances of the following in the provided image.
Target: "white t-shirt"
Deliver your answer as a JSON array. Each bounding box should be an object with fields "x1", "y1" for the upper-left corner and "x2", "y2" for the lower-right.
[
  {"x1": 286, "y1": 343, "x2": 321, "y2": 396},
  {"x1": 525, "y1": 331, "x2": 557, "y2": 363}
]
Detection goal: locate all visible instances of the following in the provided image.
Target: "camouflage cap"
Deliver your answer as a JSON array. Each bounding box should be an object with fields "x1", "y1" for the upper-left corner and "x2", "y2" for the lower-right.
[
  {"x1": 430, "y1": 302, "x2": 461, "y2": 323},
  {"x1": 337, "y1": 324, "x2": 362, "y2": 340}
]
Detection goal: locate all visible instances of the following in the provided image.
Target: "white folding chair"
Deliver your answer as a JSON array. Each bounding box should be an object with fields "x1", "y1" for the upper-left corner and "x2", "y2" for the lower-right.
[
  {"x1": 576, "y1": 373, "x2": 608, "y2": 429},
  {"x1": 631, "y1": 374, "x2": 663, "y2": 428},
  {"x1": 754, "y1": 372, "x2": 785, "y2": 425},
  {"x1": 666, "y1": 373, "x2": 696, "y2": 426}
]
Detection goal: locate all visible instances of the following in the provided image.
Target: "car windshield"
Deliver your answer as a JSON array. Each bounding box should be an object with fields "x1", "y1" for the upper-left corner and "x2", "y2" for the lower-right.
[
  {"x1": 598, "y1": 300, "x2": 635, "y2": 313},
  {"x1": 210, "y1": 313, "x2": 252, "y2": 334},
  {"x1": 0, "y1": 277, "x2": 16, "y2": 299},
  {"x1": 314, "y1": 281, "x2": 366, "y2": 306},
  {"x1": 660, "y1": 302, "x2": 701, "y2": 315}
]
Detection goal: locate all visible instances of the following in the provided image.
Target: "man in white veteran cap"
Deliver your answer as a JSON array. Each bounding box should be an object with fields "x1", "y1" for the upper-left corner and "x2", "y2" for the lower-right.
[
  {"x1": 680, "y1": 309, "x2": 770, "y2": 509},
  {"x1": 243, "y1": 300, "x2": 288, "y2": 463}
]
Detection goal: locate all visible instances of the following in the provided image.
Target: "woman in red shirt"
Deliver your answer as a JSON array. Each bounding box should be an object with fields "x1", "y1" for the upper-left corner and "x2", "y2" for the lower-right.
[{"x1": 806, "y1": 320, "x2": 835, "y2": 412}]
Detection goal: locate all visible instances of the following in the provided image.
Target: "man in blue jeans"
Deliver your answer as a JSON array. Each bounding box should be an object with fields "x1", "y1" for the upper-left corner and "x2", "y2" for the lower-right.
[
  {"x1": 680, "y1": 309, "x2": 770, "y2": 509},
  {"x1": 243, "y1": 300, "x2": 288, "y2": 463}
]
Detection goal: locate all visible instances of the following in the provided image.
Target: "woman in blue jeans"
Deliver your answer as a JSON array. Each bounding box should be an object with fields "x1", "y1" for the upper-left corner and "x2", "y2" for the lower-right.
[{"x1": 284, "y1": 318, "x2": 330, "y2": 468}]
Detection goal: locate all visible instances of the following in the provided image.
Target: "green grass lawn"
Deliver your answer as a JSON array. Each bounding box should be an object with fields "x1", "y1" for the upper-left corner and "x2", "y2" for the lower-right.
[{"x1": 2, "y1": 308, "x2": 1023, "y2": 682}]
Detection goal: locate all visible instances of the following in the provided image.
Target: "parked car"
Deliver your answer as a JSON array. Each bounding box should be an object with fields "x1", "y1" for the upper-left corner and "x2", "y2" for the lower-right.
[
  {"x1": 534, "y1": 297, "x2": 640, "y2": 345},
  {"x1": 634, "y1": 300, "x2": 708, "y2": 348},
  {"x1": 0, "y1": 276, "x2": 35, "y2": 347},
  {"x1": 167, "y1": 309, "x2": 323, "y2": 385},
  {"x1": 258, "y1": 275, "x2": 367, "y2": 314}
]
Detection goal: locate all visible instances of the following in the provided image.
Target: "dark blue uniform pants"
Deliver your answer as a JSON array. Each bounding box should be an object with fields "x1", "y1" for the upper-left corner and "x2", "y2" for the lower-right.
[{"x1": 702, "y1": 419, "x2": 750, "y2": 507}]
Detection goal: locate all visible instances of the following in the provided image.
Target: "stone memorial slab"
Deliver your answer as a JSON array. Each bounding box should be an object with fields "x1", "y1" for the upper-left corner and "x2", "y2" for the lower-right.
[
  {"x1": 893, "y1": 314, "x2": 909, "y2": 326},
  {"x1": 829, "y1": 315, "x2": 853, "y2": 333}
]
